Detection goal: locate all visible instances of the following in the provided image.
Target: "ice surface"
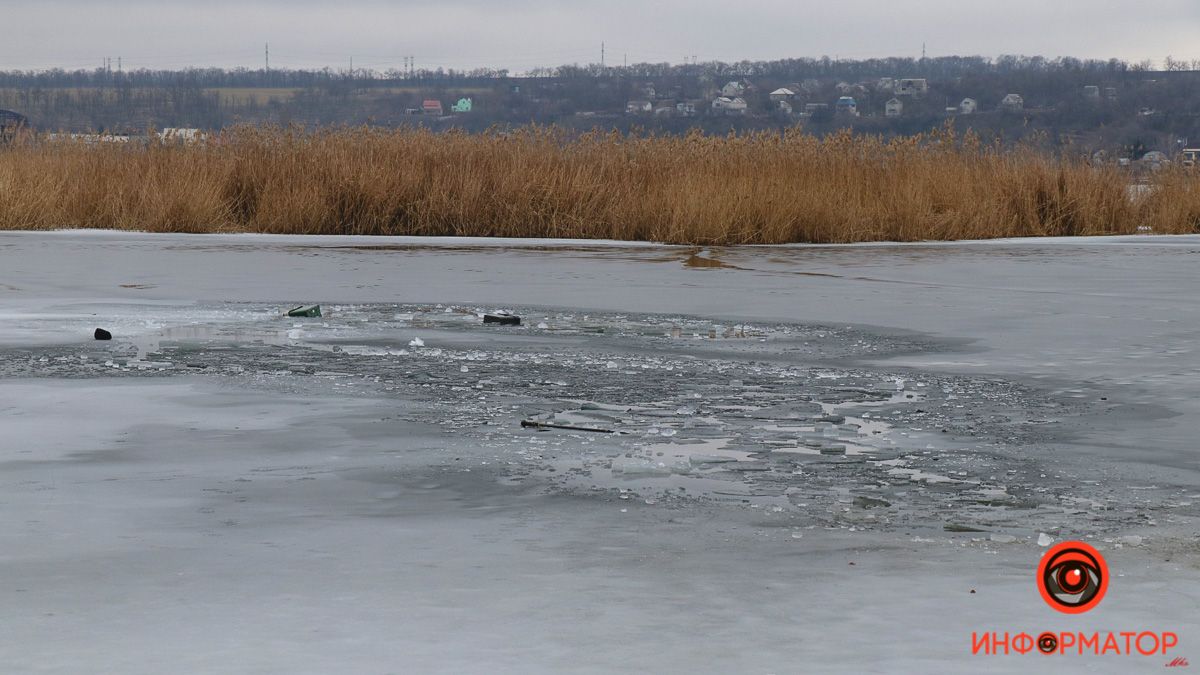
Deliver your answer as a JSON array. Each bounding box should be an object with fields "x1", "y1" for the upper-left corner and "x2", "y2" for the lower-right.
[{"x1": 2, "y1": 231, "x2": 1199, "y2": 673}]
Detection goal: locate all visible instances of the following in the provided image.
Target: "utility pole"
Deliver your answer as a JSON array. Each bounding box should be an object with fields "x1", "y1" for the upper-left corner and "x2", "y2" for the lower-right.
[
  {"x1": 601, "y1": 42, "x2": 605, "y2": 68},
  {"x1": 265, "y1": 43, "x2": 269, "y2": 72}
]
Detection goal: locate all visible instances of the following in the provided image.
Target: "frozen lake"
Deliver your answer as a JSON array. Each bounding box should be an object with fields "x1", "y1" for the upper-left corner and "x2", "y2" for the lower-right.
[{"x1": 1, "y1": 231, "x2": 1198, "y2": 673}]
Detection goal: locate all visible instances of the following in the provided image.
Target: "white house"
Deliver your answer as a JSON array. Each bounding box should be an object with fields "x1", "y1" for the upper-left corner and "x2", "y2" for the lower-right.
[
  {"x1": 625, "y1": 100, "x2": 653, "y2": 114},
  {"x1": 959, "y1": 98, "x2": 978, "y2": 114},
  {"x1": 1000, "y1": 93, "x2": 1024, "y2": 111},
  {"x1": 675, "y1": 101, "x2": 697, "y2": 117},
  {"x1": 712, "y1": 96, "x2": 747, "y2": 115},
  {"x1": 885, "y1": 98, "x2": 903, "y2": 117},
  {"x1": 835, "y1": 81, "x2": 854, "y2": 95},
  {"x1": 895, "y1": 78, "x2": 929, "y2": 96},
  {"x1": 769, "y1": 88, "x2": 795, "y2": 102},
  {"x1": 159, "y1": 128, "x2": 205, "y2": 143},
  {"x1": 720, "y1": 81, "x2": 746, "y2": 98}
]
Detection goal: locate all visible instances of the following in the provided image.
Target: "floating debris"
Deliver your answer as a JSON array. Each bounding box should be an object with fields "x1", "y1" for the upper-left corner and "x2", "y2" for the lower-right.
[
  {"x1": 286, "y1": 304, "x2": 322, "y2": 318},
  {"x1": 483, "y1": 314, "x2": 521, "y2": 326},
  {"x1": 520, "y1": 419, "x2": 614, "y2": 434},
  {"x1": 94, "y1": 328, "x2": 112, "y2": 341}
]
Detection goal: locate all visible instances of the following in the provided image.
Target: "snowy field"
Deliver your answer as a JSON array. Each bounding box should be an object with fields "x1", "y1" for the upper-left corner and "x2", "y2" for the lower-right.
[{"x1": 1, "y1": 230, "x2": 1199, "y2": 673}]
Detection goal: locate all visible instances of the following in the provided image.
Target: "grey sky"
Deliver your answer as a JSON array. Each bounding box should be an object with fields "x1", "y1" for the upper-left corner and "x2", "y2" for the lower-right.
[{"x1": 1, "y1": 0, "x2": 1196, "y2": 73}]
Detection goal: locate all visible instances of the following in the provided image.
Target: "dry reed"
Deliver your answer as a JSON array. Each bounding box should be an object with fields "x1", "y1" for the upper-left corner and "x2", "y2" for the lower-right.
[{"x1": 1, "y1": 125, "x2": 1197, "y2": 243}]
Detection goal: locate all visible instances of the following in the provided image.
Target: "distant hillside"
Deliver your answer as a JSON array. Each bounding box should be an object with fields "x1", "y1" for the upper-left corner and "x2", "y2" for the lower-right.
[{"x1": 2, "y1": 55, "x2": 1198, "y2": 157}]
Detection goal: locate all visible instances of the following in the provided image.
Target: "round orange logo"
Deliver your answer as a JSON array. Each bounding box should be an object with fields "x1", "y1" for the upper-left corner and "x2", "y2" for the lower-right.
[{"x1": 1037, "y1": 541, "x2": 1109, "y2": 614}]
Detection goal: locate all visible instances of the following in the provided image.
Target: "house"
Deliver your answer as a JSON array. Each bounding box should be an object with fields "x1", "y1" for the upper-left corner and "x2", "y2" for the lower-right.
[
  {"x1": 769, "y1": 88, "x2": 795, "y2": 102},
  {"x1": 1083, "y1": 85, "x2": 1100, "y2": 100},
  {"x1": 422, "y1": 99, "x2": 444, "y2": 115},
  {"x1": 877, "y1": 77, "x2": 895, "y2": 92},
  {"x1": 640, "y1": 83, "x2": 657, "y2": 100},
  {"x1": 835, "y1": 96, "x2": 858, "y2": 116},
  {"x1": 1105, "y1": 87, "x2": 1118, "y2": 102},
  {"x1": 0, "y1": 108, "x2": 27, "y2": 144},
  {"x1": 451, "y1": 97, "x2": 473, "y2": 113},
  {"x1": 1140, "y1": 151, "x2": 1170, "y2": 171},
  {"x1": 711, "y1": 96, "x2": 747, "y2": 115},
  {"x1": 959, "y1": 98, "x2": 978, "y2": 115},
  {"x1": 159, "y1": 128, "x2": 204, "y2": 143},
  {"x1": 625, "y1": 100, "x2": 652, "y2": 114},
  {"x1": 654, "y1": 104, "x2": 674, "y2": 117},
  {"x1": 803, "y1": 103, "x2": 829, "y2": 116},
  {"x1": 1182, "y1": 148, "x2": 1200, "y2": 168},
  {"x1": 1000, "y1": 93, "x2": 1024, "y2": 112},
  {"x1": 675, "y1": 101, "x2": 698, "y2": 117},
  {"x1": 777, "y1": 100, "x2": 793, "y2": 115},
  {"x1": 720, "y1": 81, "x2": 746, "y2": 98},
  {"x1": 835, "y1": 81, "x2": 854, "y2": 95},
  {"x1": 895, "y1": 78, "x2": 929, "y2": 96},
  {"x1": 885, "y1": 98, "x2": 903, "y2": 117}
]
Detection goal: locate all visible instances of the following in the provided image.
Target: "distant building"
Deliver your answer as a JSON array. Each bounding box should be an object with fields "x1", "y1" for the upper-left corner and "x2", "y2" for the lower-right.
[
  {"x1": 1140, "y1": 150, "x2": 1170, "y2": 171},
  {"x1": 640, "y1": 83, "x2": 657, "y2": 100},
  {"x1": 1182, "y1": 148, "x2": 1200, "y2": 168},
  {"x1": 1083, "y1": 85, "x2": 1100, "y2": 100},
  {"x1": 625, "y1": 100, "x2": 652, "y2": 114},
  {"x1": 885, "y1": 98, "x2": 903, "y2": 117},
  {"x1": 769, "y1": 88, "x2": 796, "y2": 102},
  {"x1": 1105, "y1": 87, "x2": 1118, "y2": 102},
  {"x1": 835, "y1": 81, "x2": 854, "y2": 95},
  {"x1": 777, "y1": 100, "x2": 793, "y2": 115},
  {"x1": 1000, "y1": 93, "x2": 1024, "y2": 111},
  {"x1": 711, "y1": 96, "x2": 747, "y2": 115},
  {"x1": 876, "y1": 77, "x2": 895, "y2": 92},
  {"x1": 0, "y1": 108, "x2": 27, "y2": 144},
  {"x1": 422, "y1": 99, "x2": 444, "y2": 115},
  {"x1": 959, "y1": 98, "x2": 978, "y2": 115},
  {"x1": 47, "y1": 132, "x2": 132, "y2": 144},
  {"x1": 720, "y1": 81, "x2": 746, "y2": 98},
  {"x1": 159, "y1": 128, "x2": 205, "y2": 143},
  {"x1": 803, "y1": 103, "x2": 830, "y2": 116},
  {"x1": 675, "y1": 101, "x2": 698, "y2": 117},
  {"x1": 895, "y1": 78, "x2": 929, "y2": 96},
  {"x1": 835, "y1": 96, "x2": 858, "y2": 116},
  {"x1": 451, "y1": 97, "x2": 473, "y2": 113}
]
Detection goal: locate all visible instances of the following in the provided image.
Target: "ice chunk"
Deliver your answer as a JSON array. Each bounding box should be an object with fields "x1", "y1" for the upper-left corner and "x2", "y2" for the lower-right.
[
  {"x1": 409, "y1": 337, "x2": 425, "y2": 347},
  {"x1": 612, "y1": 459, "x2": 672, "y2": 477},
  {"x1": 1037, "y1": 532, "x2": 1053, "y2": 547}
]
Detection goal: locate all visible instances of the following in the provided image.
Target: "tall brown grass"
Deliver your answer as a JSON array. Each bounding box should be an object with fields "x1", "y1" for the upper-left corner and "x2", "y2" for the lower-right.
[{"x1": 1, "y1": 125, "x2": 1198, "y2": 243}]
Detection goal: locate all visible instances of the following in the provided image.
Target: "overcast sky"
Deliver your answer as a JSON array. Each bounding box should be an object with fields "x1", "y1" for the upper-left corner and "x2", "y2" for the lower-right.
[{"x1": 1, "y1": 0, "x2": 1196, "y2": 73}]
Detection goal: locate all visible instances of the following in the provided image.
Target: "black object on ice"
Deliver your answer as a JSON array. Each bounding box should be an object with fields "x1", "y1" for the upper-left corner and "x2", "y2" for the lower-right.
[
  {"x1": 521, "y1": 419, "x2": 614, "y2": 434},
  {"x1": 94, "y1": 328, "x2": 112, "y2": 341},
  {"x1": 287, "y1": 304, "x2": 322, "y2": 318},
  {"x1": 483, "y1": 314, "x2": 521, "y2": 326}
]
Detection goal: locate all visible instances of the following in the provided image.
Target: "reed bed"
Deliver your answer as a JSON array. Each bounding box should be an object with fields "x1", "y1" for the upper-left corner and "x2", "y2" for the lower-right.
[{"x1": 1, "y1": 125, "x2": 1198, "y2": 243}]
